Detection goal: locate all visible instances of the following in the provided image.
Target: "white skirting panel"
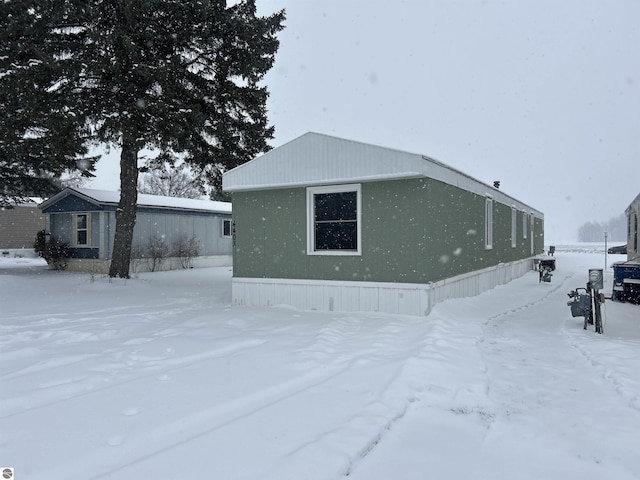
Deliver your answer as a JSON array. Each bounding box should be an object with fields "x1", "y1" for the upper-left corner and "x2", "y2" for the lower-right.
[{"x1": 232, "y1": 258, "x2": 534, "y2": 316}]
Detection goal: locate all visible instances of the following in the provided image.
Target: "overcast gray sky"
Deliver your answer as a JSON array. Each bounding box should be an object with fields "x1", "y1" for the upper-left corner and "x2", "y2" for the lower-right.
[{"x1": 88, "y1": 0, "x2": 639, "y2": 242}]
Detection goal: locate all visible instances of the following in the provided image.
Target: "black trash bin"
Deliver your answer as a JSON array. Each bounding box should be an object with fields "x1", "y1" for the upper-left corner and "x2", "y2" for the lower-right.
[
  {"x1": 612, "y1": 263, "x2": 640, "y2": 303},
  {"x1": 623, "y1": 279, "x2": 640, "y2": 304}
]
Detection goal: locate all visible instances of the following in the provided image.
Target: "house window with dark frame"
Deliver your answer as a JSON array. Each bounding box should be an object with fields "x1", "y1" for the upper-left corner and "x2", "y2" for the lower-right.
[
  {"x1": 307, "y1": 184, "x2": 361, "y2": 255},
  {"x1": 75, "y1": 213, "x2": 89, "y2": 246},
  {"x1": 222, "y1": 218, "x2": 232, "y2": 237}
]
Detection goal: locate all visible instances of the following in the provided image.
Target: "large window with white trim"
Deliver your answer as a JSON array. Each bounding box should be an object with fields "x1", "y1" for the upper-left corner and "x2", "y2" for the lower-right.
[
  {"x1": 485, "y1": 198, "x2": 493, "y2": 249},
  {"x1": 307, "y1": 184, "x2": 361, "y2": 255}
]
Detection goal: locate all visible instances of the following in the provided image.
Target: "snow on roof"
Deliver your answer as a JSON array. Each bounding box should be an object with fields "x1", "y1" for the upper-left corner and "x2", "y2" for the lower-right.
[
  {"x1": 222, "y1": 132, "x2": 542, "y2": 217},
  {"x1": 42, "y1": 188, "x2": 231, "y2": 214},
  {"x1": 1, "y1": 198, "x2": 43, "y2": 208}
]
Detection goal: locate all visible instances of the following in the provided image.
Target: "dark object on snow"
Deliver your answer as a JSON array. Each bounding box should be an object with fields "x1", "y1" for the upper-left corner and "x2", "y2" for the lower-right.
[
  {"x1": 538, "y1": 262, "x2": 552, "y2": 283},
  {"x1": 608, "y1": 244, "x2": 627, "y2": 255},
  {"x1": 548, "y1": 245, "x2": 555, "y2": 256},
  {"x1": 567, "y1": 284, "x2": 604, "y2": 334},
  {"x1": 535, "y1": 257, "x2": 556, "y2": 271},
  {"x1": 568, "y1": 288, "x2": 591, "y2": 318}
]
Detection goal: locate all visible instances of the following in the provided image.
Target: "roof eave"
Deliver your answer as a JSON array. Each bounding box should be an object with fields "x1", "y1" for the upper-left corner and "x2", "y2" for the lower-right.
[{"x1": 224, "y1": 172, "x2": 424, "y2": 192}]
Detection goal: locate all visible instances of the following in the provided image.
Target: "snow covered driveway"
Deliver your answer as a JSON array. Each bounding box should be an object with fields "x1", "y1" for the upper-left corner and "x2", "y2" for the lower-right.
[
  {"x1": 350, "y1": 252, "x2": 640, "y2": 480},
  {"x1": 1, "y1": 249, "x2": 639, "y2": 479}
]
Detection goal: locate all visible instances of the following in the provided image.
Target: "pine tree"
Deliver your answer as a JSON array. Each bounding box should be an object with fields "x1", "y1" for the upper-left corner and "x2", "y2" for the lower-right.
[
  {"x1": 1, "y1": 0, "x2": 285, "y2": 277},
  {"x1": 1, "y1": 0, "x2": 96, "y2": 206}
]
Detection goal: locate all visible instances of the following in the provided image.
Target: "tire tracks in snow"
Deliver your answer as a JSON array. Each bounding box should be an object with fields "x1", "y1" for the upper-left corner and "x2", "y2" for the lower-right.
[
  {"x1": 567, "y1": 329, "x2": 640, "y2": 415},
  {"x1": 466, "y1": 271, "x2": 577, "y2": 438},
  {"x1": 477, "y1": 268, "x2": 640, "y2": 457},
  {"x1": 0, "y1": 338, "x2": 267, "y2": 419},
  {"x1": 46, "y1": 350, "x2": 391, "y2": 480},
  {"x1": 24, "y1": 315, "x2": 432, "y2": 480}
]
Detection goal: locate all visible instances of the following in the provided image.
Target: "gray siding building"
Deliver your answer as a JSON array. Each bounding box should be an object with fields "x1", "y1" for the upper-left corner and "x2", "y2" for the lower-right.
[
  {"x1": 0, "y1": 201, "x2": 45, "y2": 253},
  {"x1": 223, "y1": 133, "x2": 544, "y2": 316},
  {"x1": 39, "y1": 188, "x2": 232, "y2": 273},
  {"x1": 626, "y1": 192, "x2": 640, "y2": 262}
]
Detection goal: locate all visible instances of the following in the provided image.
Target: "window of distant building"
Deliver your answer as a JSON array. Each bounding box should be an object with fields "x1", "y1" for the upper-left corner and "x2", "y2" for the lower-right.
[{"x1": 222, "y1": 218, "x2": 232, "y2": 237}]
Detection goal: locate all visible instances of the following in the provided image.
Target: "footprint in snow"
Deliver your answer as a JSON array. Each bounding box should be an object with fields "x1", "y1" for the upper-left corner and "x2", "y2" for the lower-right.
[
  {"x1": 121, "y1": 407, "x2": 140, "y2": 416},
  {"x1": 107, "y1": 435, "x2": 125, "y2": 446}
]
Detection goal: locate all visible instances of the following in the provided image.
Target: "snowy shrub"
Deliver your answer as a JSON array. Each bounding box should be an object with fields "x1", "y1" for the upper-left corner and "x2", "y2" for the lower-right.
[
  {"x1": 173, "y1": 235, "x2": 199, "y2": 269},
  {"x1": 34, "y1": 229, "x2": 69, "y2": 270},
  {"x1": 129, "y1": 245, "x2": 144, "y2": 276},
  {"x1": 146, "y1": 234, "x2": 168, "y2": 272}
]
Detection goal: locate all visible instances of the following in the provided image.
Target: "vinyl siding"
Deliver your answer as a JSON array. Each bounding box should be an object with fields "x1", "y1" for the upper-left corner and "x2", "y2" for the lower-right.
[
  {"x1": 132, "y1": 211, "x2": 232, "y2": 257},
  {"x1": 47, "y1": 209, "x2": 232, "y2": 260},
  {"x1": 0, "y1": 206, "x2": 45, "y2": 249},
  {"x1": 232, "y1": 177, "x2": 541, "y2": 284}
]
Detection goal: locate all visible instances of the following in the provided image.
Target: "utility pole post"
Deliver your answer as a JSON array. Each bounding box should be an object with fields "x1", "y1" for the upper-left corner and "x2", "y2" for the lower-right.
[{"x1": 604, "y1": 231, "x2": 608, "y2": 270}]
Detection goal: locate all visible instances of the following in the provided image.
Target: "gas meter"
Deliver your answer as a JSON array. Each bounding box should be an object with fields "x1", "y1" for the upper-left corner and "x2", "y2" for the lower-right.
[{"x1": 589, "y1": 269, "x2": 604, "y2": 290}]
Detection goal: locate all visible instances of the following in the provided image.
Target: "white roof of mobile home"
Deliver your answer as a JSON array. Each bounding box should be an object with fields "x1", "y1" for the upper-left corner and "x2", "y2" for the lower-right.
[{"x1": 222, "y1": 132, "x2": 542, "y2": 216}]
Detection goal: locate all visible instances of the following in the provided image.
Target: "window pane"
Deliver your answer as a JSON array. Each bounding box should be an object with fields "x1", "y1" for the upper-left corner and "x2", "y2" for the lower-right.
[
  {"x1": 77, "y1": 214, "x2": 87, "y2": 229},
  {"x1": 315, "y1": 222, "x2": 357, "y2": 250},
  {"x1": 314, "y1": 192, "x2": 356, "y2": 221},
  {"x1": 77, "y1": 231, "x2": 88, "y2": 245}
]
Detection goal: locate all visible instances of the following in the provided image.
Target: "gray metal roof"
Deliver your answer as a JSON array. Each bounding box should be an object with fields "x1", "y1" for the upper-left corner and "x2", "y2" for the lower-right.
[
  {"x1": 223, "y1": 132, "x2": 542, "y2": 216},
  {"x1": 626, "y1": 192, "x2": 640, "y2": 213}
]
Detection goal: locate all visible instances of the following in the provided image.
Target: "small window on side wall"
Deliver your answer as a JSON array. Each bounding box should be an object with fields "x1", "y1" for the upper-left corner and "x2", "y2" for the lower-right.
[
  {"x1": 485, "y1": 198, "x2": 493, "y2": 249},
  {"x1": 511, "y1": 207, "x2": 517, "y2": 248},
  {"x1": 307, "y1": 184, "x2": 361, "y2": 255},
  {"x1": 222, "y1": 219, "x2": 232, "y2": 237}
]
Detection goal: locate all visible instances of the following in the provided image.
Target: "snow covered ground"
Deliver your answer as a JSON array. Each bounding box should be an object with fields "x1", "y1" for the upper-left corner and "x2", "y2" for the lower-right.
[{"x1": 1, "y1": 246, "x2": 639, "y2": 480}]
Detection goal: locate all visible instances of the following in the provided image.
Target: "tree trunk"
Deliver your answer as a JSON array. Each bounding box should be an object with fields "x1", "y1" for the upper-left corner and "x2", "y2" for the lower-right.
[{"x1": 108, "y1": 133, "x2": 139, "y2": 278}]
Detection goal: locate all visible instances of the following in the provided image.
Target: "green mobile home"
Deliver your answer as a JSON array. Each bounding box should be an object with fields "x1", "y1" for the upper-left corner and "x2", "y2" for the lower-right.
[{"x1": 222, "y1": 133, "x2": 544, "y2": 316}]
